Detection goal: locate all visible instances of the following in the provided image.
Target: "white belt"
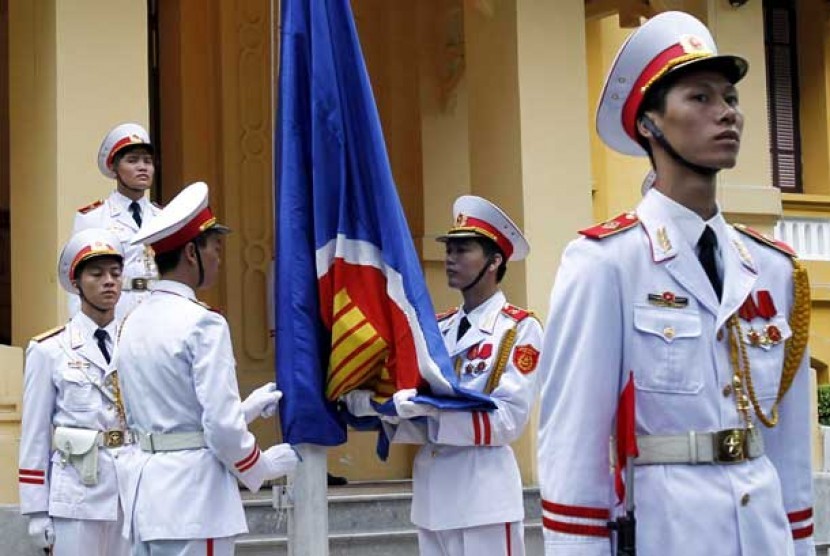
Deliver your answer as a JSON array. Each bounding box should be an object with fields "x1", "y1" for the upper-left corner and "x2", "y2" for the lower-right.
[
  {"x1": 635, "y1": 428, "x2": 764, "y2": 465},
  {"x1": 137, "y1": 431, "x2": 206, "y2": 453}
]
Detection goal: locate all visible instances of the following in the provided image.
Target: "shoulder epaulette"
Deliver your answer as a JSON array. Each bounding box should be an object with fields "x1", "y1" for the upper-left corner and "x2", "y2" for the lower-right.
[
  {"x1": 192, "y1": 298, "x2": 223, "y2": 315},
  {"x1": 501, "y1": 304, "x2": 536, "y2": 323},
  {"x1": 31, "y1": 325, "x2": 65, "y2": 343},
  {"x1": 435, "y1": 307, "x2": 458, "y2": 322},
  {"x1": 733, "y1": 224, "x2": 796, "y2": 258},
  {"x1": 77, "y1": 199, "x2": 104, "y2": 214},
  {"x1": 579, "y1": 212, "x2": 639, "y2": 240}
]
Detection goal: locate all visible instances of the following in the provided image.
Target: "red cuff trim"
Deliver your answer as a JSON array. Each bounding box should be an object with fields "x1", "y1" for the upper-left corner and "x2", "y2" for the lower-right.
[
  {"x1": 542, "y1": 499, "x2": 610, "y2": 520},
  {"x1": 542, "y1": 516, "x2": 610, "y2": 538},
  {"x1": 235, "y1": 446, "x2": 260, "y2": 471},
  {"x1": 482, "y1": 412, "x2": 492, "y2": 446},
  {"x1": 19, "y1": 469, "x2": 46, "y2": 485},
  {"x1": 237, "y1": 449, "x2": 260, "y2": 473},
  {"x1": 792, "y1": 524, "x2": 814, "y2": 540},
  {"x1": 787, "y1": 508, "x2": 813, "y2": 523},
  {"x1": 473, "y1": 412, "x2": 482, "y2": 445}
]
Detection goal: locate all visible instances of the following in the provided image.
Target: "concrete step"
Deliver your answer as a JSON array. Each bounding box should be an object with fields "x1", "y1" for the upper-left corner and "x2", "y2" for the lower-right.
[
  {"x1": 236, "y1": 521, "x2": 544, "y2": 556},
  {"x1": 236, "y1": 480, "x2": 544, "y2": 555}
]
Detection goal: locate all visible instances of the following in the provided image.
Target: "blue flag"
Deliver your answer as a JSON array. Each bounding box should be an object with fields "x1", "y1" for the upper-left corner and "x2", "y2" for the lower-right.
[{"x1": 275, "y1": 0, "x2": 495, "y2": 447}]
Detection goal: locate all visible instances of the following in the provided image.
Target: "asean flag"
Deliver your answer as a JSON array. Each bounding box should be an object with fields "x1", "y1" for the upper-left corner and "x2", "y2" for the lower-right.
[{"x1": 275, "y1": 0, "x2": 493, "y2": 447}]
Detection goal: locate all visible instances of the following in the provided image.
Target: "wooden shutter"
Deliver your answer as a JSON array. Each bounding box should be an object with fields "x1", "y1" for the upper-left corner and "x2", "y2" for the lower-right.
[{"x1": 764, "y1": 0, "x2": 803, "y2": 192}]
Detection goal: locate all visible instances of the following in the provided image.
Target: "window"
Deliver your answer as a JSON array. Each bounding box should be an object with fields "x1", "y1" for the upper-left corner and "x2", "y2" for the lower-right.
[{"x1": 763, "y1": 0, "x2": 803, "y2": 192}]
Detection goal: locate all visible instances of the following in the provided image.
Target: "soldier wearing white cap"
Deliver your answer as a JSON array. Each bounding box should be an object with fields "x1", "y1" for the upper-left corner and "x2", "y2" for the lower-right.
[
  {"x1": 71, "y1": 123, "x2": 162, "y2": 321},
  {"x1": 538, "y1": 11, "x2": 813, "y2": 556},
  {"x1": 116, "y1": 181, "x2": 298, "y2": 556},
  {"x1": 18, "y1": 228, "x2": 133, "y2": 555},
  {"x1": 343, "y1": 195, "x2": 543, "y2": 556}
]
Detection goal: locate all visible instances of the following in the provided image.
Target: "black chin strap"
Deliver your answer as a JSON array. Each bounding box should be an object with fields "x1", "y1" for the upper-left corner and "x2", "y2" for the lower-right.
[
  {"x1": 461, "y1": 256, "x2": 493, "y2": 292},
  {"x1": 641, "y1": 116, "x2": 719, "y2": 177},
  {"x1": 192, "y1": 240, "x2": 205, "y2": 287}
]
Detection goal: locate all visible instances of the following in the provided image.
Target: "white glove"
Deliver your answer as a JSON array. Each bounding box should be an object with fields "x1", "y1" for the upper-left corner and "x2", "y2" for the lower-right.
[
  {"x1": 393, "y1": 388, "x2": 439, "y2": 419},
  {"x1": 242, "y1": 382, "x2": 283, "y2": 424},
  {"x1": 27, "y1": 513, "x2": 54, "y2": 549},
  {"x1": 340, "y1": 389, "x2": 378, "y2": 417},
  {"x1": 262, "y1": 443, "x2": 300, "y2": 479}
]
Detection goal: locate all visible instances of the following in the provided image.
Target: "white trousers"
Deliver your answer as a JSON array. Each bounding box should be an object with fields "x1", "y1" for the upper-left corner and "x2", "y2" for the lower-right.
[
  {"x1": 131, "y1": 537, "x2": 235, "y2": 556},
  {"x1": 418, "y1": 521, "x2": 525, "y2": 556},
  {"x1": 52, "y1": 514, "x2": 130, "y2": 556}
]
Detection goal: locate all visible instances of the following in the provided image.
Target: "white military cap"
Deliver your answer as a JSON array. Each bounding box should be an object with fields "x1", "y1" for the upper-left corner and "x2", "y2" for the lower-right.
[
  {"x1": 596, "y1": 11, "x2": 748, "y2": 157},
  {"x1": 97, "y1": 122, "x2": 153, "y2": 179},
  {"x1": 131, "y1": 181, "x2": 229, "y2": 254},
  {"x1": 436, "y1": 195, "x2": 529, "y2": 261},
  {"x1": 58, "y1": 228, "x2": 124, "y2": 293}
]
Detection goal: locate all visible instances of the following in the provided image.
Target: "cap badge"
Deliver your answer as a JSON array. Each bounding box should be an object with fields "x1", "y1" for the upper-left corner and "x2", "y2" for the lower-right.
[
  {"x1": 455, "y1": 213, "x2": 467, "y2": 227},
  {"x1": 680, "y1": 34, "x2": 710, "y2": 55}
]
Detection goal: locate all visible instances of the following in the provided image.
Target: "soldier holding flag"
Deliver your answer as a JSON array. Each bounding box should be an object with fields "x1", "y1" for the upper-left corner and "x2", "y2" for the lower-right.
[
  {"x1": 537, "y1": 11, "x2": 814, "y2": 556},
  {"x1": 345, "y1": 195, "x2": 543, "y2": 556}
]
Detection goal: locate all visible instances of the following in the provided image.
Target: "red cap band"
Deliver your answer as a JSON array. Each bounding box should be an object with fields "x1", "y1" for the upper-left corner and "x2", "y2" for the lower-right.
[
  {"x1": 151, "y1": 207, "x2": 217, "y2": 254},
  {"x1": 621, "y1": 42, "x2": 711, "y2": 141},
  {"x1": 452, "y1": 216, "x2": 513, "y2": 259}
]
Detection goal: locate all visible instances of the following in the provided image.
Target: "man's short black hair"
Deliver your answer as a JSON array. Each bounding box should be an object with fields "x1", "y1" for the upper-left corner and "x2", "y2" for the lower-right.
[
  {"x1": 476, "y1": 237, "x2": 508, "y2": 283},
  {"x1": 73, "y1": 255, "x2": 123, "y2": 281},
  {"x1": 154, "y1": 230, "x2": 217, "y2": 276},
  {"x1": 112, "y1": 144, "x2": 154, "y2": 170}
]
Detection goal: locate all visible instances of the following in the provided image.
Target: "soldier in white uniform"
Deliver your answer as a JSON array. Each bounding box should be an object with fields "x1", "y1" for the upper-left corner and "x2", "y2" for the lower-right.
[
  {"x1": 72, "y1": 123, "x2": 162, "y2": 320},
  {"x1": 19, "y1": 228, "x2": 132, "y2": 555},
  {"x1": 537, "y1": 12, "x2": 814, "y2": 556},
  {"x1": 117, "y1": 181, "x2": 298, "y2": 556},
  {"x1": 343, "y1": 196, "x2": 543, "y2": 556}
]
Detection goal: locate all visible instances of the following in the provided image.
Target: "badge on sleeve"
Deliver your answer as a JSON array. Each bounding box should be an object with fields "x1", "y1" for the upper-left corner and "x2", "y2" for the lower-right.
[{"x1": 513, "y1": 344, "x2": 540, "y2": 374}]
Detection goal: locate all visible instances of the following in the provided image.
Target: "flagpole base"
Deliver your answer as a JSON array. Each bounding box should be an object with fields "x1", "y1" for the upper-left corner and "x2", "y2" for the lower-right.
[{"x1": 286, "y1": 444, "x2": 329, "y2": 556}]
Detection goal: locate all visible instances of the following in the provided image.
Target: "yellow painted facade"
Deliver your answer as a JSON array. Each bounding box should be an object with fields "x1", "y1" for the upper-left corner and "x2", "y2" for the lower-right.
[{"x1": 1, "y1": 0, "x2": 829, "y2": 504}]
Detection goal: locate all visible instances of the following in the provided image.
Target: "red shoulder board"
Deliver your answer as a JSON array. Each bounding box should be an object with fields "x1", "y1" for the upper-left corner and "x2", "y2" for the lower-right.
[
  {"x1": 501, "y1": 304, "x2": 532, "y2": 322},
  {"x1": 579, "y1": 212, "x2": 639, "y2": 240},
  {"x1": 192, "y1": 299, "x2": 223, "y2": 315},
  {"x1": 32, "y1": 325, "x2": 65, "y2": 343},
  {"x1": 435, "y1": 307, "x2": 458, "y2": 322},
  {"x1": 733, "y1": 224, "x2": 796, "y2": 257},
  {"x1": 77, "y1": 199, "x2": 104, "y2": 214}
]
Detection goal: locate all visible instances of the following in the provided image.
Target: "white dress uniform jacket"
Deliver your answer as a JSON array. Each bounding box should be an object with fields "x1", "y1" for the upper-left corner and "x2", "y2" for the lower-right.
[
  {"x1": 116, "y1": 280, "x2": 274, "y2": 542},
  {"x1": 393, "y1": 290, "x2": 543, "y2": 531},
  {"x1": 538, "y1": 189, "x2": 814, "y2": 556},
  {"x1": 19, "y1": 313, "x2": 128, "y2": 520},
  {"x1": 71, "y1": 191, "x2": 161, "y2": 320}
]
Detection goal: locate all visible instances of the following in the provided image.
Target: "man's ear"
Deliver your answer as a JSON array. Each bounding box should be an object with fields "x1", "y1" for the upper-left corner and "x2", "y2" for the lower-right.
[
  {"x1": 183, "y1": 242, "x2": 198, "y2": 265},
  {"x1": 491, "y1": 252, "x2": 504, "y2": 270},
  {"x1": 637, "y1": 116, "x2": 653, "y2": 140}
]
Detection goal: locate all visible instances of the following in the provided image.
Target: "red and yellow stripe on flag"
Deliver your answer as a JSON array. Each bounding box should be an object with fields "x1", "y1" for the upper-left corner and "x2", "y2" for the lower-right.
[{"x1": 326, "y1": 288, "x2": 390, "y2": 400}]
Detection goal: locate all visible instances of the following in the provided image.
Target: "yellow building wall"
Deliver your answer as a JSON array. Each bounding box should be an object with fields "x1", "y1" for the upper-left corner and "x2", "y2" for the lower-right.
[{"x1": 5, "y1": 0, "x2": 148, "y2": 504}]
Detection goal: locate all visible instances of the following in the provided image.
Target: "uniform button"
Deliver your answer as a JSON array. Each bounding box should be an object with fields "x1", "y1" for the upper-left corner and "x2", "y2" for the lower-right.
[
  {"x1": 741, "y1": 493, "x2": 750, "y2": 506},
  {"x1": 717, "y1": 329, "x2": 724, "y2": 342},
  {"x1": 107, "y1": 405, "x2": 114, "y2": 411},
  {"x1": 431, "y1": 449, "x2": 438, "y2": 458},
  {"x1": 663, "y1": 327, "x2": 675, "y2": 339},
  {"x1": 722, "y1": 384, "x2": 733, "y2": 397}
]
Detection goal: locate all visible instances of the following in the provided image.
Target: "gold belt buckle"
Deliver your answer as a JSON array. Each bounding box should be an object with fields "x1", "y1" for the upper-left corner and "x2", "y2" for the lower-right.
[
  {"x1": 714, "y1": 429, "x2": 748, "y2": 464},
  {"x1": 103, "y1": 430, "x2": 125, "y2": 448},
  {"x1": 131, "y1": 278, "x2": 148, "y2": 291}
]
